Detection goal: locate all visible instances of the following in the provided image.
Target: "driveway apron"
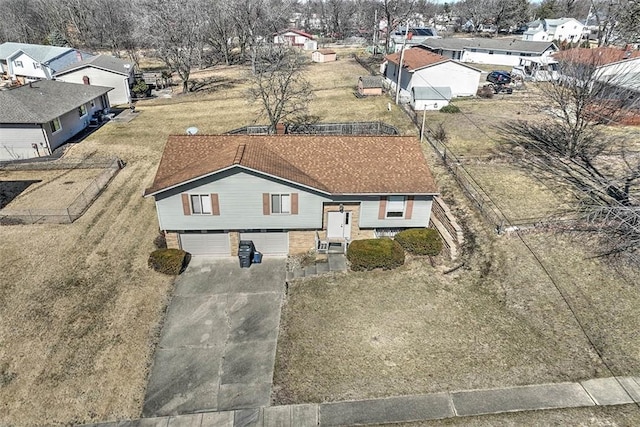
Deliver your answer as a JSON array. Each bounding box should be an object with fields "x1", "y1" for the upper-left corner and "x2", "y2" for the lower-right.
[{"x1": 142, "y1": 257, "x2": 286, "y2": 417}]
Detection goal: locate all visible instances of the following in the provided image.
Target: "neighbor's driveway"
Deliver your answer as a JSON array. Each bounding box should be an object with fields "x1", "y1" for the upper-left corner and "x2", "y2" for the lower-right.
[{"x1": 142, "y1": 257, "x2": 286, "y2": 417}]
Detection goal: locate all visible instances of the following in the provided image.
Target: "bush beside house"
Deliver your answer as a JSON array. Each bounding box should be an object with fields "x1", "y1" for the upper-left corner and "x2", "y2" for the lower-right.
[
  {"x1": 395, "y1": 228, "x2": 443, "y2": 256},
  {"x1": 148, "y1": 248, "x2": 189, "y2": 275},
  {"x1": 347, "y1": 238, "x2": 405, "y2": 271}
]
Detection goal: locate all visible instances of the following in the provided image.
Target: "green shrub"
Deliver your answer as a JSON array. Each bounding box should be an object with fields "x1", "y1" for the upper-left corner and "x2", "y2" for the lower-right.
[
  {"x1": 439, "y1": 104, "x2": 460, "y2": 113},
  {"x1": 148, "y1": 248, "x2": 189, "y2": 275},
  {"x1": 395, "y1": 228, "x2": 443, "y2": 256},
  {"x1": 347, "y1": 238, "x2": 405, "y2": 271}
]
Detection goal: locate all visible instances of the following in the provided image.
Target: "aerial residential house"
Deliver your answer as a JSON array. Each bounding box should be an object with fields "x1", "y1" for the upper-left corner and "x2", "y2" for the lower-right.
[
  {"x1": 420, "y1": 38, "x2": 558, "y2": 67},
  {"x1": 273, "y1": 29, "x2": 317, "y2": 50},
  {"x1": 312, "y1": 49, "x2": 337, "y2": 63},
  {"x1": 522, "y1": 18, "x2": 586, "y2": 43},
  {"x1": 383, "y1": 47, "x2": 481, "y2": 102},
  {"x1": 357, "y1": 76, "x2": 384, "y2": 96},
  {"x1": 390, "y1": 26, "x2": 440, "y2": 51},
  {"x1": 54, "y1": 55, "x2": 135, "y2": 106},
  {"x1": 0, "y1": 80, "x2": 112, "y2": 160},
  {"x1": 144, "y1": 134, "x2": 438, "y2": 257},
  {"x1": 0, "y1": 42, "x2": 92, "y2": 82}
]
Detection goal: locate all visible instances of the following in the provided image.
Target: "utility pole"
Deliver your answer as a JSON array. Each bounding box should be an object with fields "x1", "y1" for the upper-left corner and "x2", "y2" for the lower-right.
[{"x1": 395, "y1": 23, "x2": 408, "y2": 105}]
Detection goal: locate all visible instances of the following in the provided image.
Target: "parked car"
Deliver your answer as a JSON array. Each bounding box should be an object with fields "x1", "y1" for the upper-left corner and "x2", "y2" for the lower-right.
[{"x1": 486, "y1": 71, "x2": 512, "y2": 85}]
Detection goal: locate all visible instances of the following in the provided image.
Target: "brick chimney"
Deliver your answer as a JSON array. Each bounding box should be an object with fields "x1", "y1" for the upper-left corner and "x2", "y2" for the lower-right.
[{"x1": 275, "y1": 122, "x2": 286, "y2": 134}]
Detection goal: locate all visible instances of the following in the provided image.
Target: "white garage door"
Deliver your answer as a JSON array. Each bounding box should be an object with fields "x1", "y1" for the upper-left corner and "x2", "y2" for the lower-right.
[
  {"x1": 240, "y1": 232, "x2": 289, "y2": 256},
  {"x1": 179, "y1": 233, "x2": 230, "y2": 256}
]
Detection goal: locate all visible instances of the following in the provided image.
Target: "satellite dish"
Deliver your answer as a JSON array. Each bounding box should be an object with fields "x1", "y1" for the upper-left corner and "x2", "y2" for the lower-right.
[{"x1": 186, "y1": 126, "x2": 199, "y2": 135}]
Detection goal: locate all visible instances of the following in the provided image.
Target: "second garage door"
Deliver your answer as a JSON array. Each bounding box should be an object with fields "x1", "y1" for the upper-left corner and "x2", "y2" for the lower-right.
[
  {"x1": 240, "y1": 231, "x2": 288, "y2": 256},
  {"x1": 179, "y1": 232, "x2": 230, "y2": 256}
]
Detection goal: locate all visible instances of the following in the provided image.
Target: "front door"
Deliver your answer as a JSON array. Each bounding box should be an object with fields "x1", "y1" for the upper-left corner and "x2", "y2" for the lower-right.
[{"x1": 326, "y1": 211, "x2": 351, "y2": 239}]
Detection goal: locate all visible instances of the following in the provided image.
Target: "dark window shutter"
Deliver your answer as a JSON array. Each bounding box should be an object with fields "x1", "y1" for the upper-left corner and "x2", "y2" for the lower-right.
[
  {"x1": 405, "y1": 196, "x2": 414, "y2": 219},
  {"x1": 181, "y1": 194, "x2": 191, "y2": 215},
  {"x1": 378, "y1": 196, "x2": 387, "y2": 220},
  {"x1": 291, "y1": 193, "x2": 298, "y2": 215},
  {"x1": 210, "y1": 193, "x2": 220, "y2": 216},
  {"x1": 263, "y1": 193, "x2": 270, "y2": 215}
]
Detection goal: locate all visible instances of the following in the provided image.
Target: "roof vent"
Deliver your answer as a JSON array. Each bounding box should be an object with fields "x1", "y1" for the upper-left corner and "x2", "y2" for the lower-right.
[{"x1": 185, "y1": 126, "x2": 199, "y2": 135}]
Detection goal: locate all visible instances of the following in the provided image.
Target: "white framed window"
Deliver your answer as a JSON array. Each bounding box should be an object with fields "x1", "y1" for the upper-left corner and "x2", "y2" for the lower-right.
[
  {"x1": 49, "y1": 117, "x2": 62, "y2": 133},
  {"x1": 271, "y1": 194, "x2": 291, "y2": 214},
  {"x1": 14, "y1": 60, "x2": 23, "y2": 67},
  {"x1": 78, "y1": 104, "x2": 87, "y2": 117},
  {"x1": 386, "y1": 196, "x2": 406, "y2": 218},
  {"x1": 190, "y1": 194, "x2": 212, "y2": 215},
  {"x1": 33, "y1": 62, "x2": 41, "y2": 69}
]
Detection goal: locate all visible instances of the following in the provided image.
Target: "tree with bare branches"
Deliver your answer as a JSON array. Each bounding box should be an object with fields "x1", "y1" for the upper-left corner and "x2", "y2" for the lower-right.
[
  {"x1": 248, "y1": 47, "x2": 314, "y2": 134},
  {"x1": 500, "y1": 48, "x2": 640, "y2": 259}
]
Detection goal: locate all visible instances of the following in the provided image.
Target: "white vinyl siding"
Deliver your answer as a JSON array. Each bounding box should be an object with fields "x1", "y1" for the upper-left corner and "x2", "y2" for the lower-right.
[
  {"x1": 179, "y1": 232, "x2": 230, "y2": 256},
  {"x1": 0, "y1": 124, "x2": 48, "y2": 161},
  {"x1": 54, "y1": 66, "x2": 134, "y2": 106},
  {"x1": 360, "y1": 195, "x2": 433, "y2": 228},
  {"x1": 154, "y1": 170, "x2": 328, "y2": 231}
]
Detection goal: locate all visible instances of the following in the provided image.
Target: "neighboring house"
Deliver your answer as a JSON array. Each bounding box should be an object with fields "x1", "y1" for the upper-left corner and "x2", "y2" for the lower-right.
[
  {"x1": 312, "y1": 49, "x2": 337, "y2": 63},
  {"x1": 553, "y1": 47, "x2": 640, "y2": 105},
  {"x1": 522, "y1": 18, "x2": 585, "y2": 43},
  {"x1": 143, "y1": 134, "x2": 438, "y2": 257},
  {"x1": 0, "y1": 80, "x2": 112, "y2": 160},
  {"x1": 383, "y1": 48, "x2": 481, "y2": 101},
  {"x1": 0, "y1": 42, "x2": 93, "y2": 82},
  {"x1": 420, "y1": 38, "x2": 558, "y2": 67},
  {"x1": 357, "y1": 76, "x2": 383, "y2": 96},
  {"x1": 411, "y1": 86, "x2": 451, "y2": 110},
  {"x1": 273, "y1": 29, "x2": 317, "y2": 50},
  {"x1": 390, "y1": 26, "x2": 440, "y2": 51},
  {"x1": 54, "y1": 54, "x2": 135, "y2": 106}
]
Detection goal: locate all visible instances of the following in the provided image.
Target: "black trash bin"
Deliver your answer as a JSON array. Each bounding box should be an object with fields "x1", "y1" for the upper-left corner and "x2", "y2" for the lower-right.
[{"x1": 238, "y1": 240, "x2": 255, "y2": 268}]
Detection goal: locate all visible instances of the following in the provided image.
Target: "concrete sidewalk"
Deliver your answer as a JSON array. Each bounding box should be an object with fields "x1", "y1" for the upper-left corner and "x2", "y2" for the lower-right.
[{"x1": 84, "y1": 376, "x2": 640, "y2": 426}]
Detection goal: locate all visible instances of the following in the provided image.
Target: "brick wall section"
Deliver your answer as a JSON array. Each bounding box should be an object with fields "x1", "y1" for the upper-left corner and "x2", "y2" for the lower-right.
[
  {"x1": 430, "y1": 196, "x2": 464, "y2": 259},
  {"x1": 289, "y1": 230, "x2": 318, "y2": 254},
  {"x1": 229, "y1": 232, "x2": 239, "y2": 256},
  {"x1": 165, "y1": 232, "x2": 179, "y2": 249}
]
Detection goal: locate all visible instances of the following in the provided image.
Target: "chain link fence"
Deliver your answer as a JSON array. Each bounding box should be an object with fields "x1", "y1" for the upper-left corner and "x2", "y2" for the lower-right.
[{"x1": 0, "y1": 157, "x2": 123, "y2": 225}]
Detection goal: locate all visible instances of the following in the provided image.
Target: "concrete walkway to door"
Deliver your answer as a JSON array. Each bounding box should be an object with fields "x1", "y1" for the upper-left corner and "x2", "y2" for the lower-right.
[{"x1": 142, "y1": 257, "x2": 286, "y2": 417}]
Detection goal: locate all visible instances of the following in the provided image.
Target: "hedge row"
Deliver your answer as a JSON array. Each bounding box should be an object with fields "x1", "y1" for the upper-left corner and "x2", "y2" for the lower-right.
[{"x1": 346, "y1": 238, "x2": 405, "y2": 271}]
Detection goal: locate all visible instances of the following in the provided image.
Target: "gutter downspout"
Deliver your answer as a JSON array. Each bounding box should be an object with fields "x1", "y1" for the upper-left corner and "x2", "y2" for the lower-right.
[{"x1": 40, "y1": 125, "x2": 52, "y2": 156}]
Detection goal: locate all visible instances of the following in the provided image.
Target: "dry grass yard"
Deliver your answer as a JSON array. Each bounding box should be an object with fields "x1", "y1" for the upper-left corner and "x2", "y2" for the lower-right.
[
  {"x1": 1, "y1": 49, "x2": 638, "y2": 426},
  {"x1": 0, "y1": 168, "x2": 104, "y2": 210}
]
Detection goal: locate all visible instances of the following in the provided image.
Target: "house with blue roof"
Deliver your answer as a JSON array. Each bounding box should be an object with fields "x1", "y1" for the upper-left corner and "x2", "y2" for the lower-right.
[{"x1": 0, "y1": 42, "x2": 93, "y2": 82}]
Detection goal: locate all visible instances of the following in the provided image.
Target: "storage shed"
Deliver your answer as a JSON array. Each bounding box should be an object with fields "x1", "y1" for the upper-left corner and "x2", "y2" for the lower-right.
[
  {"x1": 357, "y1": 76, "x2": 384, "y2": 96},
  {"x1": 312, "y1": 49, "x2": 337, "y2": 63},
  {"x1": 410, "y1": 86, "x2": 452, "y2": 110}
]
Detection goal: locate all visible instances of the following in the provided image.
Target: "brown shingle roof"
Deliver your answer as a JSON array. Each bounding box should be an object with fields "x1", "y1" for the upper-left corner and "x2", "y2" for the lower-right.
[
  {"x1": 385, "y1": 48, "x2": 448, "y2": 71},
  {"x1": 553, "y1": 47, "x2": 640, "y2": 66},
  {"x1": 145, "y1": 135, "x2": 438, "y2": 196}
]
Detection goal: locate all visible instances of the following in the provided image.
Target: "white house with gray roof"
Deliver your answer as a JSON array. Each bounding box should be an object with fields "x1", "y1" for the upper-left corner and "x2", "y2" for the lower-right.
[
  {"x1": 0, "y1": 42, "x2": 92, "y2": 82},
  {"x1": 0, "y1": 80, "x2": 112, "y2": 160},
  {"x1": 420, "y1": 38, "x2": 558, "y2": 67},
  {"x1": 54, "y1": 54, "x2": 135, "y2": 106},
  {"x1": 523, "y1": 18, "x2": 586, "y2": 43}
]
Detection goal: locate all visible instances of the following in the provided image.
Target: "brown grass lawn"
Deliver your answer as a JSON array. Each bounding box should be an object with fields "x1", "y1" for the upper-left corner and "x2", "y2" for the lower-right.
[
  {"x1": 0, "y1": 168, "x2": 105, "y2": 210},
  {"x1": 274, "y1": 231, "x2": 640, "y2": 405}
]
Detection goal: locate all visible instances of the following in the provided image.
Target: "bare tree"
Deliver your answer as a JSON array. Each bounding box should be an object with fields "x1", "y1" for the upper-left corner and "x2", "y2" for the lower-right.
[
  {"x1": 381, "y1": 0, "x2": 417, "y2": 52},
  {"x1": 500, "y1": 48, "x2": 640, "y2": 258},
  {"x1": 248, "y1": 47, "x2": 314, "y2": 133},
  {"x1": 142, "y1": 0, "x2": 205, "y2": 93}
]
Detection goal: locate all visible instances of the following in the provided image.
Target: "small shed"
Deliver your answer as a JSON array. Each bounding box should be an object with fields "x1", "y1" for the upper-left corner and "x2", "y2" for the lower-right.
[
  {"x1": 411, "y1": 86, "x2": 452, "y2": 110},
  {"x1": 312, "y1": 49, "x2": 337, "y2": 63},
  {"x1": 357, "y1": 76, "x2": 384, "y2": 96}
]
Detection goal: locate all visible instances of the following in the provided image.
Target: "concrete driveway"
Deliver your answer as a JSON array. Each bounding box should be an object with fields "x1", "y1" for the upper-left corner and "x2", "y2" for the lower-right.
[{"x1": 142, "y1": 257, "x2": 286, "y2": 417}]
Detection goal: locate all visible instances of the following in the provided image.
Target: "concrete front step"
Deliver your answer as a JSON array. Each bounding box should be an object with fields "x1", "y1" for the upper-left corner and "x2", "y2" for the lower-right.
[{"x1": 287, "y1": 255, "x2": 347, "y2": 281}]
